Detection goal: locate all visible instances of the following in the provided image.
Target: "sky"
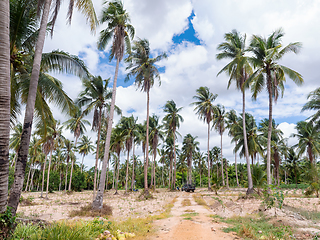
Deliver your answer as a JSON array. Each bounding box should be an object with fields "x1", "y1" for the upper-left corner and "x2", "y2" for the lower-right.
[{"x1": 41, "y1": 0, "x2": 320, "y2": 169}]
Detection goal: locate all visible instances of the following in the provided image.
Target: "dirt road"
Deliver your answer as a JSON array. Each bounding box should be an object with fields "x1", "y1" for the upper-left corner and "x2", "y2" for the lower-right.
[{"x1": 149, "y1": 192, "x2": 240, "y2": 240}]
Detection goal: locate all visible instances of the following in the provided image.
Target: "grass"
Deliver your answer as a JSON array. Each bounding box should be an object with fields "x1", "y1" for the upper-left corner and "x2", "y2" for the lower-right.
[
  {"x1": 181, "y1": 212, "x2": 199, "y2": 220},
  {"x1": 193, "y1": 194, "x2": 207, "y2": 207},
  {"x1": 284, "y1": 205, "x2": 320, "y2": 221},
  {"x1": 211, "y1": 215, "x2": 293, "y2": 240},
  {"x1": 12, "y1": 196, "x2": 178, "y2": 240},
  {"x1": 181, "y1": 199, "x2": 191, "y2": 206},
  {"x1": 69, "y1": 204, "x2": 112, "y2": 218}
]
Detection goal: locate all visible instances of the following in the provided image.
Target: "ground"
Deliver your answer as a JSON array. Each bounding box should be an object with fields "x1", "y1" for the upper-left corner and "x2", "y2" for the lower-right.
[{"x1": 17, "y1": 188, "x2": 320, "y2": 239}]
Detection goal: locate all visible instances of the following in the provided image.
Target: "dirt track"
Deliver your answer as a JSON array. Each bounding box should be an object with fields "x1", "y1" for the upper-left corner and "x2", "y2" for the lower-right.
[{"x1": 149, "y1": 192, "x2": 240, "y2": 240}]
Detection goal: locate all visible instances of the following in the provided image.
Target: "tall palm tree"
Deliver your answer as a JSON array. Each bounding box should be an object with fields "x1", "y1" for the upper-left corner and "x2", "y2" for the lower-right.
[
  {"x1": 302, "y1": 87, "x2": 320, "y2": 127},
  {"x1": 9, "y1": 122, "x2": 23, "y2": 167},
  {"x1": 93, "y1": 0, "x2": 134, "y2": 208},
  {"x1": 226, "y1": 110, "x2": 240, "y2": 186},
  {"x1": 182, "y1": 134, "x2": 199, "y2": 184},
  {"x1": 292, "y1": 121, "x2": 320, "y2": 164},
  {"x1": 119, "y1": 116, "x2": 140, "y2": 193},
  {"x1": 217, "y1": 30, "x2": 253, "y2": 193},
  {"x1": 163, "y1": 100, "x2": 183, "y2": 189},
  {"x1": 247, "y1": 28, "x2": 304, "y2": 186},
  {"x1": 10, "y1": 0, "x2": 96, "y2": 215},
  {"x1": 125, "y1": 38, "x2": 166, "y2": 195},
  {"x1": 258, "y1": 118, "x2": 284, "y2": 186},
  {"x1": 192, "y1": 86, "x2": 217, "y2": 190},
  {"x1": 64, "y1": 106, "x2": 90, "y2": 145},
  {"x1": 212, "y1": 104, "x2": 227, "y2": 187},
  {"x1": 78, "y1": 135, "x2": 94, "y2": 173},
  {"x1": 0, "y1": 0, "x2": 10, "y2": 213},
  {"x1": 77, "y1": 76, "x2": 120, "y2": 199},
  {"x1": 149, "y1": 115, "x2": 165, "y2": 189}
]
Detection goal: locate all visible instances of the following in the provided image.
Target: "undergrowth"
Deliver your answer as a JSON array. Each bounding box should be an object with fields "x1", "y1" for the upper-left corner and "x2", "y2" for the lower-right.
[
  {"x1": 211, "y1": 215, "x2": 293, "y2": 240},
  {"x1": 69, "y1": 204, "x2": 112, "y2": 218}
]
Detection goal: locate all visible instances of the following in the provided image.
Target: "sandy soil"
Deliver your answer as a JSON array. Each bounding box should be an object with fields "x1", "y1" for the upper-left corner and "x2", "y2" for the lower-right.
[
  {"x1": 149, "y1": 192, "x2": 238, "y2": 240},
  {"x1": 17, "y1": 188, "x2": 320, "y2": 239}
]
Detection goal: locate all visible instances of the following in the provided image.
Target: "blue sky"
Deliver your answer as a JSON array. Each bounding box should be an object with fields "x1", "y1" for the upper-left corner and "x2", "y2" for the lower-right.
[{"x1": 42, "y1": 0, "x2": 320, "y2": 167}]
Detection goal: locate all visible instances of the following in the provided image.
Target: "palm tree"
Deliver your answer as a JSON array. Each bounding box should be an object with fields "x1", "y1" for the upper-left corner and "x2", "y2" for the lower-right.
[
  {"x1": 292, "y1": 121, "x2": 320, "y2": 164},
  {"x1": 163, "y1": 100, "x2": 183, "y2": 189},
  {"x1": 78, "y1": 135, "x2": 94, "y2": 173},
  {"x1": 247, "y1": 28, "x2": 304, "y2": 186},
  {"x1": 0, "y1": 0, "x2": 10, "y2": 214},
  {"x1": 125, "y1": 38, "x2": 166, "y2": 195},
  {"x1": 77, "y1": 76, "x2": 121, "y2": 199},
  {"x1": 302, "y1": 87, "x2": 320, "y2": 127},
  {"x1": 258, "y1": 118, "x2": 284, "y2": 186},
  {"x1": 149, "y1": 115, "x2": 165, "y2": 189},
  {"x1": 194, "y1": 151, "x2": 206, "y2": 187},
  {"x1": 64, "y1": 106, "x2": 90, "y2": 146},
  {"x1": 119, "y1": 116, "x2": 140, "y2": 193},
  {"x1": 182, "y1": 134, "x2": 199, "y2": 184},
  {"x1": 93, "y1": 0, "x2": 134, "y2": 208},
  {"x1": 110, "y1": 126, "x2": 124, "y2": 195},
  {"x1": 217, "y1": 30, "x2": 253, "y2": 193},
  {"x1": 9, "y1": 122, "x2": 23, "y2": 167},
  {"x1": 192, "y1": 86, "x2": 217, "y2": 190},
  {"x1": 10, "y1": 0, "x2": 96, "y2": 215},
  {"x1": 212, "y1": 104, "x2": 227, "y2": 187},
  {"x1": 226, "y1": 110, "x2": 240, "y2": 187}
]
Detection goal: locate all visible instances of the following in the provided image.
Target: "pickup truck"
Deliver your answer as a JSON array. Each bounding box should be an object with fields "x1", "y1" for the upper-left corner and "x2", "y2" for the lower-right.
[{"x1": 181, "y1": 184, "x2": 195, "y2": 192}]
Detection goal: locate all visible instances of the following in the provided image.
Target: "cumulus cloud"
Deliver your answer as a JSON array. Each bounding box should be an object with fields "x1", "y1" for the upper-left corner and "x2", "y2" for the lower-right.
[{"x1": 33, "y1": 0, "x2": 320, "y2": 168}]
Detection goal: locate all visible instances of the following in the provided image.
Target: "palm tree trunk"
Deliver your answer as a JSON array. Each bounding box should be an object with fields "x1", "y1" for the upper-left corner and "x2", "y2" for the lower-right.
[
  {"x1": 168, "y1": 156, "x2": 171, "y2": 189},
  {"x1": 131, "y1": 144, "x2": 135, "y2": 190},
  {"x1": 115, "y1": 154, "x2": 120, "y2": 194},
  {"x1": 68, "y1": 158, "x2": 74, "y2": 191},
  {"x1": 59, "y1": 170, "x2": 61, "y2": 191},
  {"x1": 173, "y1": 131, "x2": 177, "y2": 190},
  {"x1": 153, "y1": 155, "x2": 156, "y2": 189},
  {"x1": 266, "y1": 71, "x2": 272, "y2": 186},
  {"x1": 125, "y1": 149, "x2": 130, "y2": 193},
  {"x1": 41, "y1": 155, "x2": 47, "y2": 197},
  {"x1": 0, "y1": 0, "x2": 10, "y2": 214},
  {"x1": 105, "y1": 158, "x2": 109, "y2": 191},
  {"x1": 81, "y1": 154, "x2": 85, "y2": 173},
  {"x1": 46, "y1": 150, "x2": 53, "y2": 198},
  {"x1": 112, "y1": 161, "x2": 115, "y2": 189},
  {"x1": 64, "y1": 157, "x2": 69, "y2": 192},
  {"x1": 8, "y1": 0, "x2": 52, "y2": 215},
  {"x1": 29, "y1": 168, "x2": 35, "y2": 191},
  {"x1": 242, "y1": 90, "x2": 253, "y2": 194},
  {"x1": 150, "y1": 154, "x2": 154, "y2": 188},
  {"x1": 25, "y1": 166, "x2": 32, "y2": 192},
  {"x1": 225, "y1": 160, "x2": 229, "y2": 189},
  {"x1": 144, "y1": 89, "x2": 150, "y2": 194},
  {"x1": 93, "y1": 108, "x2": 102, "y2": 200},
  {"x1": 207, "y1": 123, "x2": 211, "y2": 190},
  {"x1": 221, "y1": 134, "x2": 225, "y2": 186},
  {"x1": 97, "y1": 160, "x2": 101, "y2": 187},
  {"x1": 93, "y1": 57, "x2": 120, "y2": 209},
  {"x1": 11, "y1": 153, "x2": 17, "y2": 168},
  {"x1": 235, "y1": 145, "x2": 239, "y2": 187}
]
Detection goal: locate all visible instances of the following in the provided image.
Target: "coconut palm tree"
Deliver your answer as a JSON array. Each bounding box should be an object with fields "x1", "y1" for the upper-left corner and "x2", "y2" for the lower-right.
[
  {"x1": 163, "y1": 100, "x2": 183, "y2": 189},
  {"x1": 77, "y1": 76, "x2": 121, "y2": 199},
  {"x1": 292, "y1": 121, "x2": 320, "y2": 164},
  {"x1": 125, "y1": 38, "x2": 166, "y2": 195},
  {"x1": 9, "y1": 122, "x2": 23, "y2": 167},
  {"x1": 226, "y1": 110, "x2": 240, "y2": 187},
  {"x1": 119, "y1": 116, "x2": 140, "y2": 193},
  {"x1": 302, "y1": 87, "x2": 320, "y2": 127},
  {"x1": 212, "y1": 104, "x2": 227, "y2": 187},
  {"x1": 93, "y1": 0, "x2": 134, "y2": 208},
  {"x1": 217, "y1": 29, "x2": 253, "y2": 193},
  {"x1": 194, "y1": 151, "x2": 206, "y2": 187},
  {"x1": 9, "y1": 0, "x2": 96, "y2": 215},
  {"x1": 247, "y1": 28, "x2": 304, "y2": 186},
  {"x1": 78, "y1": 135, "x2": 94, "y2": 173},
  {"x1": 148, "y1": 115, "x2": 165, "y2": 189},
  {"x1": 64, "y1": 106, "x2": 90, "y2": 146},
  {"x1": 258, "y1": 118, "x2": 284, "y2": 186},
  {"x1": 182, "y1": 134, "x2": 199, "y2": 184},
  {"x1": 192, "y1": 86, "x2": 217, "y2": 190}
]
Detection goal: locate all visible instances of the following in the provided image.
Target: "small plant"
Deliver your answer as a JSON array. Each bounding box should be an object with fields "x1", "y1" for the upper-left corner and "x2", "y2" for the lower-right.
[
  {"x1": 69, "y1": 204, "x2": 112, "y2": 218},
  {"x1": 181, "y1": 199, "x2": 191, "y2": 206},
  {"x1": 261, "y1": 185, "x2": 285, "y2": 216},
  {"x1": 0, "y1": 207, "x2": 16, "y2": 240}
]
